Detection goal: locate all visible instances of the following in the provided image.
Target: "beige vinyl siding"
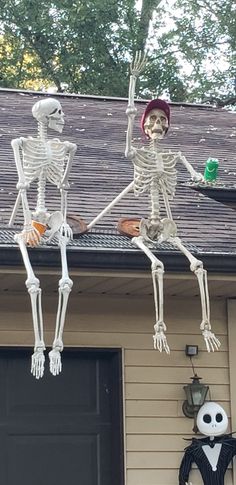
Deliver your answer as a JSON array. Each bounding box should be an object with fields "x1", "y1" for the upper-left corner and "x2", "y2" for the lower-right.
[{"x1": 0, "y1": 293, "x2": 231, "y2": 485}]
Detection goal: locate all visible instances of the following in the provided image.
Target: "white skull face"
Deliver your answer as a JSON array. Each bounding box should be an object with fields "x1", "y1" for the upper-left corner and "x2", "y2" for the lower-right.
[
  {"x1": 197, "y1": 402, "x2": 228, "y2": 436},
  {"x1": 32, "y1": 98, "x2": 64, "y2": 133},
  {"x1": 144, "y1": 108, "x2": 168, "y2": 140}
]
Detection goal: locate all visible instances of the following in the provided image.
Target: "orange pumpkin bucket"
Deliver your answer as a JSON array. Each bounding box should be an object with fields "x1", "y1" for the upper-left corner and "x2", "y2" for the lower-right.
[{"x1": 32, "y1": 220, "x2": 47, "y2": 235}]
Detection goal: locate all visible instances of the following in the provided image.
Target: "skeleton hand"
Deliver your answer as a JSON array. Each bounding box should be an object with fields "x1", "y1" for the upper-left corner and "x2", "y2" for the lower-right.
[
  {"x1": 153, "y1": 322, "x2": 170, "y2": 354},
  {"x1": 21, "y1": 224, "x2": 41, "y2": 247},
  {"x1": 202, "y1": 328, "x2": 221, "y2": 352},
  {"x1": 191, "y1": 171, "x2": 204, "y2": 183},
  {"x1": 60, "y1": 222, "x2": 73, "y2": 240},
  {"x1": 130, "y1": 51, "x2": 147, "y2": 78}
]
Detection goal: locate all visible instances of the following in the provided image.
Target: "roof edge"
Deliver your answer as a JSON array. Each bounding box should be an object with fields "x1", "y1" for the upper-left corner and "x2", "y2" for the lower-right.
[{"x1": 1, "y1": 245, "x2": 236, "y2": 274}]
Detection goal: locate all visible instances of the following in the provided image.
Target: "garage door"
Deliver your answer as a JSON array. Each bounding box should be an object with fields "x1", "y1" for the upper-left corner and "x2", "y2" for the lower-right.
[{"x1": 0, "y1": 348, "x2": 123, "y2": 485}]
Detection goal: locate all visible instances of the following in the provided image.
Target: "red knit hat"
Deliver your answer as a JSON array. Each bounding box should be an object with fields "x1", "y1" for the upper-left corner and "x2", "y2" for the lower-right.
[{"x1": 140, "y1": 98, "x2": 170, "y2": 136}]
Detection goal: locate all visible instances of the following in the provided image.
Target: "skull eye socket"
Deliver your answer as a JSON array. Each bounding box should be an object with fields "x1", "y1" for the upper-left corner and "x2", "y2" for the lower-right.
[
  {"x1": 58, "y1": 109, "x2": 61, "y2": 114},
  {"x1": 216, "y1": 413, "x2": 223, "y2": 423},
  {"x1": 203, "y1": 414, "x2": 212, "y2": 423},
  {"x1": 150, "y1": 115, "x2": 157, "y2": 122}
]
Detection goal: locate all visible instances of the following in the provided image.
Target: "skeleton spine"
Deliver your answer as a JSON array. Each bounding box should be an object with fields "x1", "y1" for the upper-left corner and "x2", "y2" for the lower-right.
[
  {"x1": 38, "y1": 121, "x2": 47, "y2": 141},
  {"x1": 150, "y1": 180, "x2": 160, "y2": 224},
  {"x1": 37, "y1": 172, "x2": 47, "y2": 212}
]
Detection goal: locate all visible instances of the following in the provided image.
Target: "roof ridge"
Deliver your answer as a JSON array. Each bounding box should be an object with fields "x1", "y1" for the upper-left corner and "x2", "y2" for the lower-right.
[{"x1": 0, "y1": 87, "x2": 215, "y2": 109}]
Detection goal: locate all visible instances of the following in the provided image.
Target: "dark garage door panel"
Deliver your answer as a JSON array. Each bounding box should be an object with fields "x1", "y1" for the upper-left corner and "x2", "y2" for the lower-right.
[{"x1": 0, "y1": 349, "x2": 123, "y2": 485}]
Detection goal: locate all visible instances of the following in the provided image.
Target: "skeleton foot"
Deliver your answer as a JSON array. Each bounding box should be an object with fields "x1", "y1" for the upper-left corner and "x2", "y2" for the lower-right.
[
  {"x1": 202, "y1": 328, "x2": 221, "y2": 352},
  {"x1": 49, "y1": 348, "x2": 62, "y2": 376},
  {"x1": 153, "y1": 322, "x2": 170, "y2": 354},
  {"x1": 31, "y1": 348, "x2": 45, "y2": 379}
]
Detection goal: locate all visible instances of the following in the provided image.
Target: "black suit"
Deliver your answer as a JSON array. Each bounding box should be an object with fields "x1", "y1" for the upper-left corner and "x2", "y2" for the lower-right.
[{"x1": 179, "y1": 435, "x2": 236, "y2": 485}]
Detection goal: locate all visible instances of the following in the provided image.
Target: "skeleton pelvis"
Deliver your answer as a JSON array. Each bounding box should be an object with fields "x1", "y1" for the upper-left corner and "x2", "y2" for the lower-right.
[
  {"x1": 140, "y1": 217, "x2": 177, "y2": 242},
  {"x1": 45, "y1": 211, "x2": 64, "y2": 236}
]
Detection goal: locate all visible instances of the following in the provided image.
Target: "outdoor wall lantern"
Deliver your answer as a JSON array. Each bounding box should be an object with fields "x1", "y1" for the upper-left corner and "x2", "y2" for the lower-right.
[{"x1": 182, "y1": 345, "x2": 209, "y2": 433}]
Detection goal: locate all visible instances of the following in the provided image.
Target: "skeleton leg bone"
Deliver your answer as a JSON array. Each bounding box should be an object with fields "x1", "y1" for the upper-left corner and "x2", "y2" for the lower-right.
[
  {"x1": 169, "y1": 236, "x2": 221, "y2": 352},
  {"x1": 132, "y1": 236, "x2": 170, "y2": 353},
  {"x1": 49, "y1": 235, "x2": 73, "y2": 376},
  {"x1": 14, "y1": 234, "x2": 45, "y2": 378}
]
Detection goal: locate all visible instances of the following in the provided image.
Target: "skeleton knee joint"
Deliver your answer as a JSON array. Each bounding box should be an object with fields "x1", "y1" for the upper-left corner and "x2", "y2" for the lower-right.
[
  {"x1": 190, "y1": 259, "x2": 203, "y2": 273},
  {"x1": 59, "y1": 277, "x2": 73, "y2": 293},
  {"x1": 26, "y1": 277, "x2": 40, "y2": 294},
  {"x1": 151, "y1": 261, "x2": 164, "y2": 273}
]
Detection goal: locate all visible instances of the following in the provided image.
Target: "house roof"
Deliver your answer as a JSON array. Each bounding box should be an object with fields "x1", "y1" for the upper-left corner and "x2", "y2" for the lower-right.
[{"x1": 0, "y1": 89, "x2": 236, "y2": 272}]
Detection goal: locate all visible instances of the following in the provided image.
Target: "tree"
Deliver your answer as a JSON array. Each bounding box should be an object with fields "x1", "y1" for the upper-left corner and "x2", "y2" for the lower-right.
[
  {"x1": 0, "y1": 0, "x2": 235, "y2": 104},
  {"x1": 158, "y1": 0, "x2": 236, "y2": 105}
]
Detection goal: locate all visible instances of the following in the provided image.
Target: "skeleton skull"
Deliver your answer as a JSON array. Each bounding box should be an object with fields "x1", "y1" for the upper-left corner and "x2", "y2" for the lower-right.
[
  {"x1": 197, "y1": 402, "x2": 228, "y2": 437},
  {"x1": 143, "y1": 108, "x2": 168, "y2": 140},
  {"x1": 32, "y1": 98, "x2": 64, "y2": 133}
]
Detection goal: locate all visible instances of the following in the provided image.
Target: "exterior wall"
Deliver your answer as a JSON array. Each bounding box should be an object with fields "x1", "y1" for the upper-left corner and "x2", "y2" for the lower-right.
[{"x1": 0, "y1": 292, "x2": 232, "y2": 485}]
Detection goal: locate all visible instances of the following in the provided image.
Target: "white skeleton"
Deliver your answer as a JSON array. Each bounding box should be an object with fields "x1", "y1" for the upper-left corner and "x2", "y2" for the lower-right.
[
  {"x1": 9, "y1": 98, "x2": 77, "y2": 379},
  {"x1": 87, "y1": 52, "x2": 220, "y2": 354}
]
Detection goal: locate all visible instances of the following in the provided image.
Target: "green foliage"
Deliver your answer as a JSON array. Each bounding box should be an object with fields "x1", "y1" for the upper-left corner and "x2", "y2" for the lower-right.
[
  {"x1": 160, "y1": 0, "x2": 236, "y2": 103},
  {"x1": 0, "y1": 0, "x2": 235, "y2": 103}
]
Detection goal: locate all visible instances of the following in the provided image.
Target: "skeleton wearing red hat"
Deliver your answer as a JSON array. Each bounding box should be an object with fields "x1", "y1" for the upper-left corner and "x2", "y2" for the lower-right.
[
  {"x1": 140, "y1": 98, "x2": 170, "y2": 138},
  {"x1": 87, "y1": 52, "x2": 220, "y2": 355}
]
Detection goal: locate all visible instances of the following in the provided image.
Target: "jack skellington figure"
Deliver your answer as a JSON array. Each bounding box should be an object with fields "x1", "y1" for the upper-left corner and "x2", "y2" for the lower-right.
[
  {"x1": 87, "y1": 52, "x2": 220, "y2": 354},
  {"x1": 179, "y1": 402, "x2": 236, "y2": 485},
  {"x1": 10, "y1": 98, "x2": 77, "y2": 379}
]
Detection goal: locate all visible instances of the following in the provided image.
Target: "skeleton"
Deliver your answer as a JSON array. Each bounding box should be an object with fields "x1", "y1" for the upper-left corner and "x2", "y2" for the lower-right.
[
  {"x1": 9, "y1": 98, "x2": 76, "y2": 379},
  {"x1": 87, "y1": 52, "x2": 220, "y2": 354}
]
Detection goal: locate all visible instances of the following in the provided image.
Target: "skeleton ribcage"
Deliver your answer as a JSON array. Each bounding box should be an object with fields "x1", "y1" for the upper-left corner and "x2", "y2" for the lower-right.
[
  {"x1": 133, "y1": 148, "x2": 177, "y2": 200},
  {"x1": 21, "y1": 139, "x2": 66, "y2": 186}
]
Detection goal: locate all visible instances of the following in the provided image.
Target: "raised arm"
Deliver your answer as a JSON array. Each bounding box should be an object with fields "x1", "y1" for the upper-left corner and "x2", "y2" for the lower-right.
[
  {"x1": 125, "y1": 51, "x2": 147, "y2": 159},
  {"x1": 87, "y1": 53, "x2": 147, "y2": 231}
]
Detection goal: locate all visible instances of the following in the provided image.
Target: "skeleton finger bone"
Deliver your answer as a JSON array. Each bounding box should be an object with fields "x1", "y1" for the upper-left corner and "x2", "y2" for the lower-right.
[
  {"x1": 20, "y1": 225, "x2": 41, "y2": 247},
  {"x1": 202, "y1": 329, "x2": 221, "y2": 352},
  {"x1": 153, "y1": 327, "x2": 170, "y2": 354},
  {"x1": 60, "y1": 222, "x2": 73, "y2": 240},
  {"x1": 130, "y1": 51, "x2": 148, "y2": 76}
]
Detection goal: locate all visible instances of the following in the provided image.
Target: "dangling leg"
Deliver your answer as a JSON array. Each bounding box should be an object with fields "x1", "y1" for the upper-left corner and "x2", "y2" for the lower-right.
[
  {"x1": 14, "y1": 234, "x2": 45, "y2": 378},
  {"x1": 49, "y1": 236, "x2": 73, "y2": 375},
  {"x1": 132, "y1": 236, "x2": 170, "y2": 353},
  {"x1": 169, "y1": 236, "x2": 221, "y2": 352}
]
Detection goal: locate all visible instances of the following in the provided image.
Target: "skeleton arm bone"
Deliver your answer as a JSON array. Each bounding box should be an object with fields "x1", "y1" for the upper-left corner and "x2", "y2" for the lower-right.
[
  {"x1": 125, "y1": 52, "x2": 147, "y2": 159},
  {"x1": 60, "y1": 142, "x2": 77, "y2": 190},
  {"x1": 11, "y1": 138, "x2": 41, "y2": 245},
  {"x1": 178, "y1": 153, "x2": 204, "y2": 182},
  {"x1": 125, "y1": 73, "x2": 137, "y2": 159},
  {"x1": 87, "y1": 181, "x2": 134, "y2": 231},
  {"x1": 58, "y1": 142, "x2": 77, "y2": 240},
  {"x1": 11, "y1": 138, "x2": 31, "y2": 225}
]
